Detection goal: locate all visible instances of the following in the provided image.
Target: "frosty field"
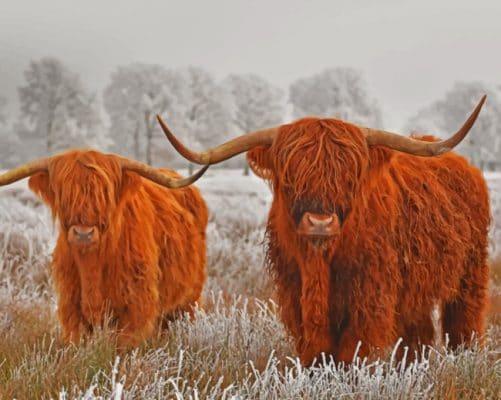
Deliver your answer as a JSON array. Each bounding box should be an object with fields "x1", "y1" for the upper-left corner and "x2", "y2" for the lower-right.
[{"x1": 0, "y1": 169, "x2": 500, "y2": 399}]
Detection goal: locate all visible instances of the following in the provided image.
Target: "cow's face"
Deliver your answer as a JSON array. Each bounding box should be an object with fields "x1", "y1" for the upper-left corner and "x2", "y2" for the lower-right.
[
  {"x1": 248, "y1": 118, "x2": 369, "y2": 242},
  {"x1": 28, "y1": 150, "x2": 133, "y2": 250}
]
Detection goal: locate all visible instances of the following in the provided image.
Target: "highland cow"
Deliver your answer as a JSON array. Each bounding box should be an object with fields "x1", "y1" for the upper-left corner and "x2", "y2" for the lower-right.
[
  {"x1": 0, "y1": 149, "x2": 209, "y2": 347},
  {"x1": 157, "y1": 96, "x2": 490, "y2": 365}
]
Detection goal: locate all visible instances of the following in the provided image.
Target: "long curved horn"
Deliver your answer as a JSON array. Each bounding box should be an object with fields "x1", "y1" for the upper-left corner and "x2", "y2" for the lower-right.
[
  {"x1": 156, "y1": 115, "x2": 278, "y2": 165},
  {"x1": 0, "y1": 158, "x2": 52, "y2": 186},
  {"x1": 361, "y1": 95, "x2": 486, "y2": 156},
  {"x1": 118, "y1": 157, "x2": 209, "y2": 189}
]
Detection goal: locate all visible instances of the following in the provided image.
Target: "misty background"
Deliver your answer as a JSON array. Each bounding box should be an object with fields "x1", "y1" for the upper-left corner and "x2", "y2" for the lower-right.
[{"x1": 1, "y1": 0, "x2": 500, "y2": 171}]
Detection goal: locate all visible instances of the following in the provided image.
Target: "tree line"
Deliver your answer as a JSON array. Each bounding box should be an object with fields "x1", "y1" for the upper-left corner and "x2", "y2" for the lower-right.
[{"x1": 1, "y1": 57, "x2": 500, "y2": 170}]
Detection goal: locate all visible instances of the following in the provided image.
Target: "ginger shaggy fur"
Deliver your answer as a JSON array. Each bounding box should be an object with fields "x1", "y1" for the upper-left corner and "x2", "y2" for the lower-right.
[
  {"x1": 247, "y1": 118, "x2": 490, "y2": 365},
  {"x1": 28, "y1": 149, "x2": 208, "y2": 347}
]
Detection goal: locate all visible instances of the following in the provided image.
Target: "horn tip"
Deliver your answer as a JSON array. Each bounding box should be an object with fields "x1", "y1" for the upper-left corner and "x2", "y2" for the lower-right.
[{"x1": 156, "y1": 114, "x2": 171, "y2": 133}]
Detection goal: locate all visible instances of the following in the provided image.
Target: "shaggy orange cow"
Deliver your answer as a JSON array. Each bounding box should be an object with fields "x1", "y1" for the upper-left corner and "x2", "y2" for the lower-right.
[
  {"x1": 157, "y1": 96, "x2": 490, "y2": 365},
  {"x1": 0, "y1": 150, "x2": 209, "y2": 347}
]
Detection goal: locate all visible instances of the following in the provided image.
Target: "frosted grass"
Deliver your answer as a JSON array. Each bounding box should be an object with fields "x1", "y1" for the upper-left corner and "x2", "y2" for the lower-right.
[{"x1": 0, "y1": 170, "x2": 500, "y2": 399}]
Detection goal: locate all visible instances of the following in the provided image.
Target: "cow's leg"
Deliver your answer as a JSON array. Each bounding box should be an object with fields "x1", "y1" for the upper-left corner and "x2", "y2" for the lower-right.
[
  {"x1": 335, "y1": 311, "x2": 397, "y2": 364},
  {"x1": 58, "y1": 296, "x2": 84, "y2": 345},
  {"x1": 113, "y1": 259, "x2": 161, "y2": 349},
  {"x1": 335, "y1": 262, "x2": 399, "y2": 364},
  {"x1": 335, "y1": 330, "x2": 370, "y2": 364},
  {"x1": 272, "y1": 266, "x2": 305, "y2": 357},
  {"x1": 181, "y1": 272, "x2": 205, "y2": 319},
  {"x1": 297, "y1": 256, "x2": 333, "y2": 365},
  {"x1": 399, "y1": 313, "x2": 435, "y2": 361},
  {"x1": 52, "y1": 252, "x2": 85, "y2": 345},
  {"x1": 442, "y1": 261, "x2": 489, "y2": 349},
  {"x1": 116, "y1": 301, "x2": 159, "y2": 348}
]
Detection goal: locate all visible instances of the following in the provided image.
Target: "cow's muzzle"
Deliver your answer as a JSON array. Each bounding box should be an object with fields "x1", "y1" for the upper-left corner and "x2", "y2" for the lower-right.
[
  {"x1": 296, "y1": 212, "x2": 341, "y2": 237},
  {"x1": 68, "y1": 225, "x2": 99, "y2": 246}
]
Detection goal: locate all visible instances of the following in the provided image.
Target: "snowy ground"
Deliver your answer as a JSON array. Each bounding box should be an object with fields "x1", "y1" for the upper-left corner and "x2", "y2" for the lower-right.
[{"x1": 0, "y1": 169, "x2": 500, "y2": 398}]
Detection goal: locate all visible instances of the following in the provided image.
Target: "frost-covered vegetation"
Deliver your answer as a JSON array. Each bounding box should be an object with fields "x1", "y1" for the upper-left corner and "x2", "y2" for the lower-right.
[
  {"x1": 0, "y1": 170, "x2": 500, "y2": 399},
  {"x1": 3, "y1": 57, "x2": 501, "y2": 173}
]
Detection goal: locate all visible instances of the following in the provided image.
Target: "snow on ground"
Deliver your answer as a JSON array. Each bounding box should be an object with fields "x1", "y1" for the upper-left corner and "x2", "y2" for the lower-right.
[{"x1": 194, "y1": 169, "x2": 273, "y2": 296}]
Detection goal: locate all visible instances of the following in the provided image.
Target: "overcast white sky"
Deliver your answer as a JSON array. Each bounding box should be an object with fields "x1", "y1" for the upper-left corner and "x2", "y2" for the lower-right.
[{"x1": 1, "y1": 0, "x2": 500, "y2": 130}]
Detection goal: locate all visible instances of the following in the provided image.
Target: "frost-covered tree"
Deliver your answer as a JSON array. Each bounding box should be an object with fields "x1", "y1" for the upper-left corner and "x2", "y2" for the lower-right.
[
  {"x1": 175, "y1": 67, "x2": 232, "y2": 146},
  {"x1": 104, "y1": 65, "x2": 233, "y2": 169},
  {"x1": 289, "y1": 67, "x2": 383, "y2": 127},
  {"x1": 0, "y1": 97, "x2": 21, "y2": 168},
  {"x1": 0, "y1": 98, "x2": 32, "y2": 168},
  {"x1": 222, "y1": 73, "x2": 285, "y2": 174},
  {"x1": 166, "y1": 67, "x2": 232, "y2": 172},
  {"x1": 223, "y1": 73, "x2": 285, "y2": 132},
  {"x1": 103, "y1": 63, "x2": 180, "y2": 164},
  {"x1": 0, "y1": 131, "x2": 22, "y2": 168},
  {"x1": 17, "y1": 57, "x2": 109, "y2": 158},
  {"x1": 405, "y1": 82, "x2": 501, "y2": 169}
]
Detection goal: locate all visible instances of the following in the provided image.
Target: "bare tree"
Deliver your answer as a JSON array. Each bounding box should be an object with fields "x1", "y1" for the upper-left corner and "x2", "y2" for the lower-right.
[
  {"x1": 222, "y1": 73, "x2": 285, "y2": 174},
  {"x1": 289, "y1": 67, "x2": 383, "y2": 127},
  {"x1": 405, "y1": 81, "x2": 501, "y2": 169}
]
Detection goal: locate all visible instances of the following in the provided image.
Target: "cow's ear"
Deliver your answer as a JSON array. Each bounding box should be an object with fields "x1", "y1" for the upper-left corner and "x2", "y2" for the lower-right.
[
  {"x1": 28, "y1": 171, "x2": 55, "y2": 208},
  {"x1": 247, "y1": 146, "x2": 274, "y2": 180}
]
